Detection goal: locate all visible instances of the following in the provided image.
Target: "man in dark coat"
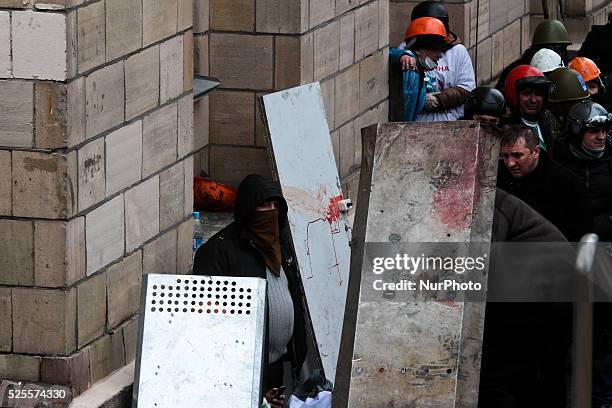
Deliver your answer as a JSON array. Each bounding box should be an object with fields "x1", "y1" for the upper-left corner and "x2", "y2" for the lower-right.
[
  {"x1": 497, "y1": 124, "x2": 593, "y2": 241},
  {"x1": 193, "y1": 174, "x2": 307, "y2": 408},
  {"x1": 553, "y1": 101, "x2": 612, "y2": 407},
  {"x1": 578, "y1": 13, "x2": 612, "y2": 78},
  {"x1": 553, "y1": 101, "x2": 612, "y2": 241},
  {"x1": 479, "y1": 189, "x2": 576, "y2": 408}
]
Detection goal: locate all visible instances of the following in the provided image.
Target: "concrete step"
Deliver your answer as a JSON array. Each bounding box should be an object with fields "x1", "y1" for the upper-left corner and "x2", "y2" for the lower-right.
[{"x1": 69, "y1": 362, "x2": 134, "y2": 408}]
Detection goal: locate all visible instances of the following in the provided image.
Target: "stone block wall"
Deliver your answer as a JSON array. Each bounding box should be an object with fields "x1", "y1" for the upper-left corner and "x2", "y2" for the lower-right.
[
  {"x1": 0, "y1": 0, "x2": 194, "y2": 395},
  {"x1": 194, "y1": 0, "x2": 390, "y2": 195},
  {"x1": 390, "y1": 0, "x2": 531, "y2": 85}
]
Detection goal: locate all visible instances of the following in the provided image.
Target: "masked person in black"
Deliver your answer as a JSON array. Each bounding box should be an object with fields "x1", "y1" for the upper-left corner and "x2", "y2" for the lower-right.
[{"x1": 193, "y1": 174, "x2": 307, "y2": 408}]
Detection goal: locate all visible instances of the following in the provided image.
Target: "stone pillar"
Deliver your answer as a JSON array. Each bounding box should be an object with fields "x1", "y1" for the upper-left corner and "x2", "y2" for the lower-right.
[
  {"x1": 194, "y1": 0, "x2": 389, "y2": 196},
  {"x1": 0, "y1": 0, "x2": 194, "y2": 396},
  {"x1": 192, "y1": 0, "x2": 210, "y2": 179},
  {"x1": 389, "y1": 0, "x2": 531, "y2": 85}
]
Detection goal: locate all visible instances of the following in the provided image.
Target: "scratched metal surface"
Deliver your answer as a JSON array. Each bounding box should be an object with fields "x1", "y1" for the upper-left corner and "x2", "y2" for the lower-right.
[
  {"x1": 132, "y1": 274, "x2": 266, "y2": 408},
  {"x1": 345, "y1": 122, "x2": 499, "y2": 407},
  {"x1": 262, "y1": 83, "x2": 352, "y2": 381},
  {"x1": 455, "y1": 123, "x2": 500, "y2": 407}
]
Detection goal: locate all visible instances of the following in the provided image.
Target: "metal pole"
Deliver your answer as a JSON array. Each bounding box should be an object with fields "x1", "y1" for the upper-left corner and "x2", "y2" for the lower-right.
[{"x1": 572, "y1": 233, "x2": 599, "y2": 408}]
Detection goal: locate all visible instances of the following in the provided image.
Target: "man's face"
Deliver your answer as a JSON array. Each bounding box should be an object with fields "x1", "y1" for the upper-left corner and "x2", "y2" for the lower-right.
[
  {"x1": 587, "y1": 80, "x2": 599, "y2": 95},
  {"x1": 473, "y1": 114, "x2": 500, "y2": 125},
  {"x1": 518, "y1": 87, "x2": 545, "y2": 120},
  {"x1": 583, "y1": 127, "x2": 607, "y2": 150},
  {"x1": 501, "y1": 137, "x2": 540, "y2": 178}
]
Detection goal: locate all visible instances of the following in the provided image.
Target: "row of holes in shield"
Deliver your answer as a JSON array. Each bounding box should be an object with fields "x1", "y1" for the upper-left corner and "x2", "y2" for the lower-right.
[{"x1": 149, "y1": 278, "x2": 253, "y2": 315}]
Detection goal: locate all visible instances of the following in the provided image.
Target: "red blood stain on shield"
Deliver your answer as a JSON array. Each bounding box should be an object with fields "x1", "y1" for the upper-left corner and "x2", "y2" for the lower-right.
[{"x1": 326, "y1": 194, "x2": 344, "y2": 224}]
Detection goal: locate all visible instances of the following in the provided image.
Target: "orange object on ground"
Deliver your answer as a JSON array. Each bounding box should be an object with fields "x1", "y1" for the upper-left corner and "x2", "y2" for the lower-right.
[{"x1": 194, "y1": 176, "x2": 237, "y2": 211}]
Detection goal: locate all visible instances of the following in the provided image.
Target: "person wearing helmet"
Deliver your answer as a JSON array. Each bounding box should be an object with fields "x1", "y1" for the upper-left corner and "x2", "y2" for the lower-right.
[
  {"x1": 569, "y1": 57, "x2": 609, "y2": 110},
  {"x1": 462, "y1": 87, "x2": 506, "y2": 125},
  {"x1": 496, "y1": 19, "x2": 572, "y2": 92},
  {"x1": 394, "y1": 0, "x2": 475, "y2": 121},
  {"x1": 547, "y1": 67, "x2": 592, "y2": 143},
  {"x1": 389, "y1": 17, "x2": 448, "y2": 121},
  {"x1": 504, "y1": 65, "x2": 555, "y2": 151},
  {"x1": 548, "y1": 67, "x2": 591, "y2": 115},
  {"x1": 530, "y1": 48, "x2": 565, "y2": 76},
  {"x1": 553, "y1": 101, "x2": 612, "y2": 241},
  {"x1": 578, "y1": 12, "x2": 612, "y2": 77}
]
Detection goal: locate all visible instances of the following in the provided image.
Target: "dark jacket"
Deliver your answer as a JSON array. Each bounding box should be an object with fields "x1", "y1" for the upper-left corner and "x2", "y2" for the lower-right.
[
  {"x1": 578, "y1": 22, "x2": 612, "y2": 76},
  {"x1": 389, "y1": 48, "x2": 426, "y2": 121},
  {"x1": 554, "y1": 136, "x2": 612, "y2": 241},
  {"x1": 494, "y1": 49, "x2": 537, "y2": 92},
  {"x1": 480, "y1": 189, "x2": 574, "y2": 408},
  {"x1": 497, "y1": 151, "x2": 594, "y2": 241},
  {"x1": 193, "y1": 175, "x2": 307, "y2": 384},
  {"x1": 492, "y1": 188, "x2": 568, "y2": 242}
]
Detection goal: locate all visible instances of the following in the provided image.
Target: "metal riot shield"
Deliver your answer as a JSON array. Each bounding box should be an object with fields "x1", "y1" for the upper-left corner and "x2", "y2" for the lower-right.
[{"x1": 133, "y1": 274, "x2": 267, "y2": 408}]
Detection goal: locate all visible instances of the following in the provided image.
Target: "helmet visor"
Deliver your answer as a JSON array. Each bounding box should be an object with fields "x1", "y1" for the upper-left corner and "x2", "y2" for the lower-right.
[
  {"x1": 585, "y1": 114, "x2": 612, "y2": 128},
  {"x1": 516, "y1": 76, "x2": 551, "y2": 92}
]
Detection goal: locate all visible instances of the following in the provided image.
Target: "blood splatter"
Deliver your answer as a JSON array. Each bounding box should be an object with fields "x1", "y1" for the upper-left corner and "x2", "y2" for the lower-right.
[
  {"x1": 302, "y1": 192, "x2": 345, "y2": 285},
  {"x1": 326, "y1": 194, "x2": 344, "y2": 224},
  {"x1": 432, "y1": 188, "x2": 472, "y2": 231}
]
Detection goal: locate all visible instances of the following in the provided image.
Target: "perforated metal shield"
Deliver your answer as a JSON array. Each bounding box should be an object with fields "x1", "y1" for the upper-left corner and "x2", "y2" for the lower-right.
[{"x1": 133, "y1": 274, "x2": 267, "y2": 408}]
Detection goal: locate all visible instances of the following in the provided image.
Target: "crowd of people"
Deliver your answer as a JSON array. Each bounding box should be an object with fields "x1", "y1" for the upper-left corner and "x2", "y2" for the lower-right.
[
  {"x1": 391, "y1": 1, "x2": 612, "y2": 245},
  {"x1": 191, "y1": 4, "x2": 612, "y2": 407},
  {"x1": 391, "y1": 2, "x2": 612, "y2": 407}
]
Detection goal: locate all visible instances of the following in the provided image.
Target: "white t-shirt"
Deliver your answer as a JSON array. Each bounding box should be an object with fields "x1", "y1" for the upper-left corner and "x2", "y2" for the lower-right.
[
  {"x1": 266, "y1": 267, "x2": 294, "y2": 364},
  {"x1": 399, "y1": 43, "x2": 476, "y2": 121}
]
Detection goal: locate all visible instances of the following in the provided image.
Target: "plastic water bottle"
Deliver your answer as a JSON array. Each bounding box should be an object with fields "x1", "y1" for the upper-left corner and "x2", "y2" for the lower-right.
[{"x1": 191, "y1": 212, "x2": 204, "y2": 269}]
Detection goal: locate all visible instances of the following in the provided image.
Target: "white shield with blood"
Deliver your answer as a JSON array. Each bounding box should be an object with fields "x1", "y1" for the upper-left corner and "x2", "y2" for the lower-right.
[{"x1": 261, "y1": 83, "x2": 352, "y2": 382}]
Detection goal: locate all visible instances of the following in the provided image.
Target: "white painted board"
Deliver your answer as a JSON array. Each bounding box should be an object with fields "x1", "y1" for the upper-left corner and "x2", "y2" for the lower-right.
[
  {"x1": 133, "y1": 274, "x2": 266, "y2": 408},
  {"x1": 262, "y1": 83, "x2": 352, "y2": 382}
]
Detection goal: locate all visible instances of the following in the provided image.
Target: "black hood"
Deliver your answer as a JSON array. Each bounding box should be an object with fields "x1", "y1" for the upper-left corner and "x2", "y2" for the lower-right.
[{"x1": 234, "y1": 174, "x2": 288, "y2": 227}]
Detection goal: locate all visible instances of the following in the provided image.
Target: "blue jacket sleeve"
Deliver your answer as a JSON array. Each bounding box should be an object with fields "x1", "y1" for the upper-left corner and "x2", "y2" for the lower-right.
[
  {"x1": 402, "y1": 69, "x2": 425, "y2": 121},
  {"x1": 389, "y1": 47, "x2": 409, "y2": 64},
  {"x1": 389, "y1": 48, "x2": 425, "y2": 121}
]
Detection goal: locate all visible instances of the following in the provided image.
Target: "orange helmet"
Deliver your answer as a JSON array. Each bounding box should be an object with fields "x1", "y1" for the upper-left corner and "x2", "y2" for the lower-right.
[
  {"x1": 568, "y1": 57, "x2": 601, "y2": 82},
  {"x1": 193, "y1": 176, "x2": 237, "y2": 211},
  {"x1": 404, "y1": 17, "x2": 448, "y2": 41}
]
